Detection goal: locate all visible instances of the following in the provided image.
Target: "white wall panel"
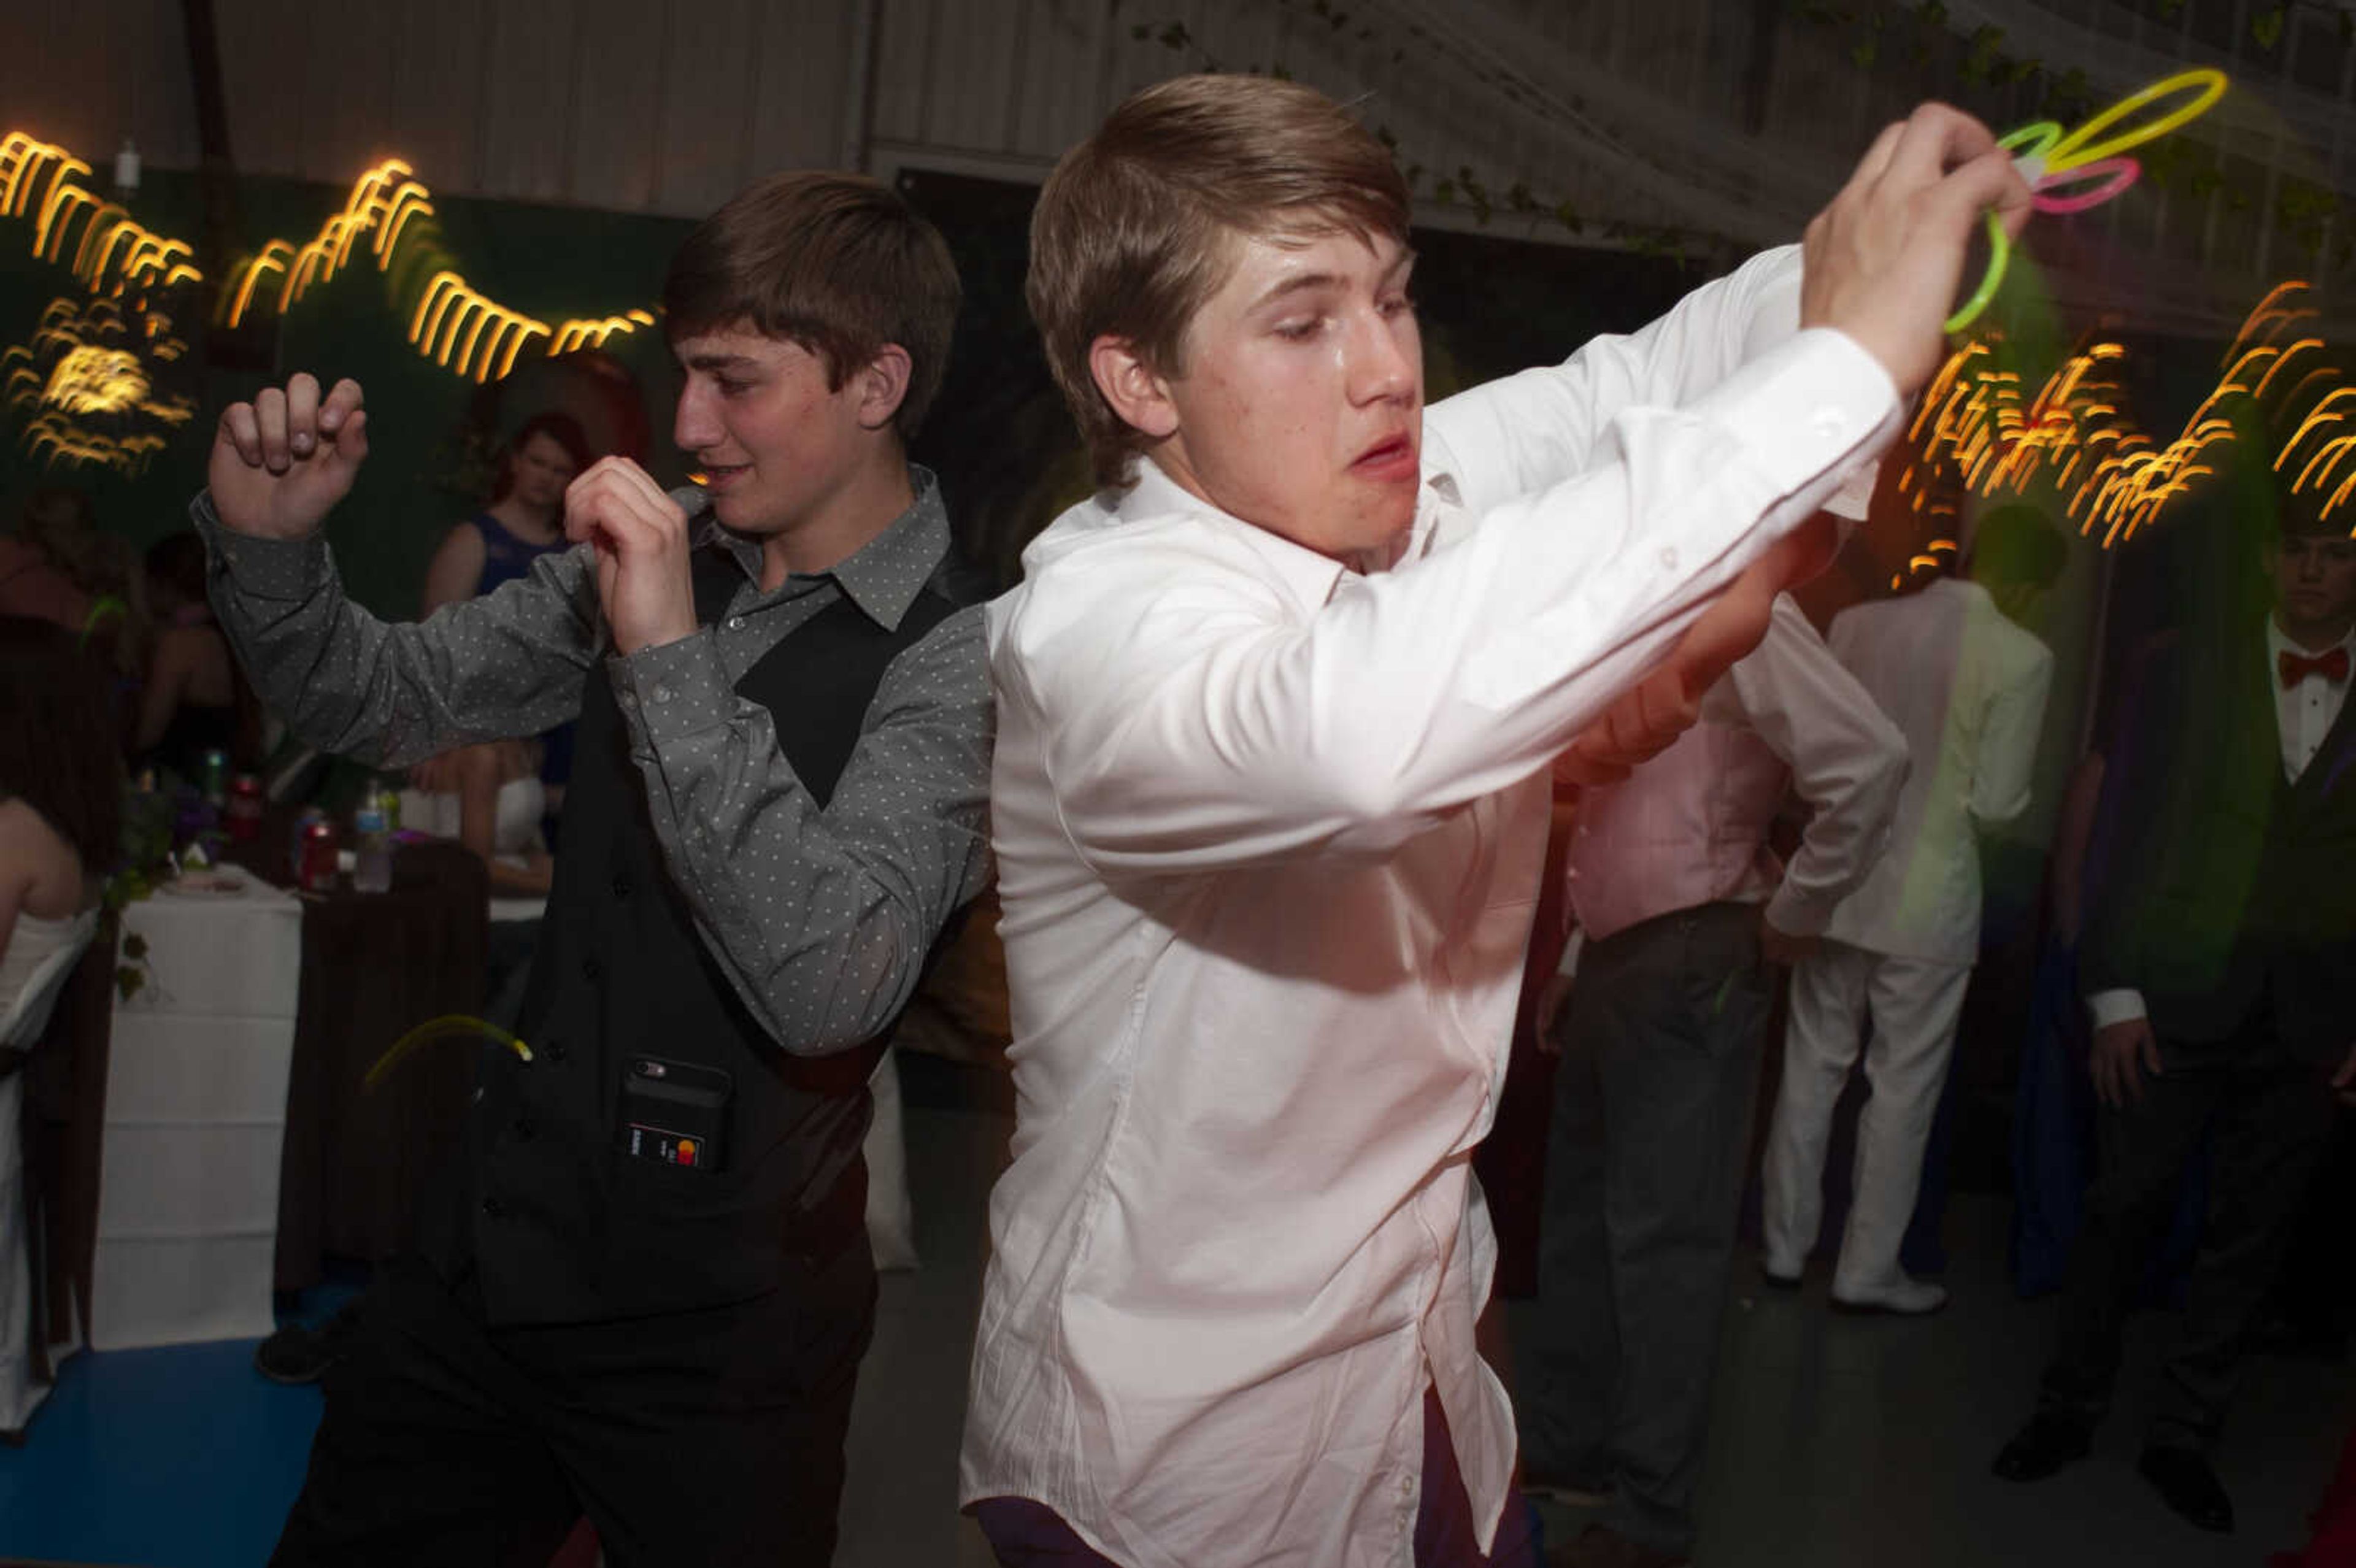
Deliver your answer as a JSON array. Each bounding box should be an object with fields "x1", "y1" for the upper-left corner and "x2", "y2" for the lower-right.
[{"x1": 563, "y1": 0, "x2": 670, "y2": 212}]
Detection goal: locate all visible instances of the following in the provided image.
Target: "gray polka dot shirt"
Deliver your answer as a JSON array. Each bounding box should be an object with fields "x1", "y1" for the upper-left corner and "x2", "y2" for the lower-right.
[{"x1": 190, "y1": 469, "x2": 993, "y2": 1056}]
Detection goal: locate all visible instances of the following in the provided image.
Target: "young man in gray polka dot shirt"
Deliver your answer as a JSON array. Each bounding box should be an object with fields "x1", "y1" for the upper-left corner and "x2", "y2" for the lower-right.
[{"x1": 196, "y1": 174, "x2": 989, "y2": 1567}]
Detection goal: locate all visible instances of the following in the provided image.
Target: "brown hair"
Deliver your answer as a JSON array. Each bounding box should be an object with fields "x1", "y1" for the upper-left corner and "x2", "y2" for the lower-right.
[
  {"x1": 489, "y1": 411, "x2": 595, "y2": 504},
  {"x1": 0, "y1": 615, "x2": 123, "y2": 873},
  {"x1": 662, "y1": 172, "x2": 961, "y2": 440},
  {"x1": 1028, "y1": 74, "x2": 1412, "y2": 488}
]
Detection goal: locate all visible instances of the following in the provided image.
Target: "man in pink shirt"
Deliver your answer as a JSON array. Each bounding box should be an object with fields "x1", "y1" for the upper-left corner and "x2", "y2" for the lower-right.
[{"x1": 1522, "y1": 596, "x2": 1905, "y2": 1567}]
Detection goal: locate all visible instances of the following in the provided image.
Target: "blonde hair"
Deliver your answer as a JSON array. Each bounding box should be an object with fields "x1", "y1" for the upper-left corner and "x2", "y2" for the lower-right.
[{"x1": 1028, "y1": 75, "x2": 1411, "y2": 487}]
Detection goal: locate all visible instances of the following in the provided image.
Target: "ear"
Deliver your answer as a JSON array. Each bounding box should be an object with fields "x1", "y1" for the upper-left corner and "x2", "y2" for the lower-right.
[
  {"x1": 851, "y1": 344, "x2": 914, "y2": 432},
  {"x1": 1088, "y1": 335, "x2": 1180, "y2": 443}
]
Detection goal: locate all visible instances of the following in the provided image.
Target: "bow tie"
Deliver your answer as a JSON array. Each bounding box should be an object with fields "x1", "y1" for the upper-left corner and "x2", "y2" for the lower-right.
[{"x1": 2280, "y1": 646, "x2": 2351, "y2": 687}]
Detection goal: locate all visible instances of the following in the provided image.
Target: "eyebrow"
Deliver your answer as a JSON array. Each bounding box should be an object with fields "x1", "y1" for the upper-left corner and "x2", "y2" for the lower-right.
[
  {"x1": 680, "y1": 351, "x2": 761, "y2": 373},
  {"x1": 1247, "y1": 250, "x2": 1420, "y2": 313}
]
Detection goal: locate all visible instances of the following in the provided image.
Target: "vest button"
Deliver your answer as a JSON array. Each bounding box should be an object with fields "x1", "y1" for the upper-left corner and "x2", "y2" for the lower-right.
[
  {"x1": 611, "y1": 873, "x2": 633, "y2": 899},
  {"x1": 480, "y1": 1196, "x2": 506, "y2": 1218},
  {"x1": 582, "y1": 956, "x2": 602, "y2": 982},
  {"x1": 512, "y1": 1117, "x2": 535, "y2": 1142},
  {"x1": 544, "y1": 1039, "x2": 569, "y2": 1063}
]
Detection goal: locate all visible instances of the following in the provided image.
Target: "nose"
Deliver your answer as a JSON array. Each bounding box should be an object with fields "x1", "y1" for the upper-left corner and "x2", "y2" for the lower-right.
[
  {"x1": 674, "y1": 380, "x2": 721, "y2": 453},
  {"x1": 1346, "y1": 307, "x2": 1417, "y2": 408}
]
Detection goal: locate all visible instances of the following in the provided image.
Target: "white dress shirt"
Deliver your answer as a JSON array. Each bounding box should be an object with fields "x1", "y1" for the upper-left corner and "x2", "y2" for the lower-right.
[
  {"x1": 960, "y1": 247, "x2": 1898, "y2": 1568},
  {"x1": 1821, "y1": 577, "x2": 2054, "y2": 963},
  {"x1": 1558, "y1": 594, "x2": 1907, "y2": 947},
  {"x1": 2087, "y1": 614, "x2": 2353, "y2": 1029}
]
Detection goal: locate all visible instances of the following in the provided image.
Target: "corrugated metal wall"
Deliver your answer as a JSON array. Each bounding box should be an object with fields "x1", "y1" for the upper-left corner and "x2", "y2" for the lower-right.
[{"x1": 10, "y1": 0, "x2": 2356, "y2": 330}]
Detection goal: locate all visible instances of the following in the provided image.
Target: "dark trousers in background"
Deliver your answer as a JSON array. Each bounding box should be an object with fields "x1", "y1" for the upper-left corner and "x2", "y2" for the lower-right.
[
  {"x1": 270, "y1": 1244, "x2": 874, "y2": 1568},
  {"x1": 2036, "y1": 1007, "x2": 2338, "y2": 1451},
  {"x1": 1522, "y1": 902, "x2": 1773, "y2": 1559}
]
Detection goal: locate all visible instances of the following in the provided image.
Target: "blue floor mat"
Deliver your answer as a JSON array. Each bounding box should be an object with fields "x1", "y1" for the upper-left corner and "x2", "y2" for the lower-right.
[{"x1": 0, "y1": 1335, "x2": 323, "y2": 1567}]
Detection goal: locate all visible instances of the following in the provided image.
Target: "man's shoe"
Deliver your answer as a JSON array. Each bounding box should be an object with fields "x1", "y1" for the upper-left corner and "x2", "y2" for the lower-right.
[
  {"x1": 252, "y1": 1299, "x2": 361, "y2": 1385},
  {"x1": 2138, "y1": 1445, "x2": 2234, "y2": 1534},
  {"x1": 1547, "y1": 1522, "x2": 1688, "y2": 1568},
  {"x1": 1830, "y1": 1274, "x2": 1947, "y2": 1315},
  {"x1": 1990, "y1": 1411, "x2": 2093, "y2": 1482},
  {"x1": 253, "y1": 1323, "x2": 334, "y2": 1385}
]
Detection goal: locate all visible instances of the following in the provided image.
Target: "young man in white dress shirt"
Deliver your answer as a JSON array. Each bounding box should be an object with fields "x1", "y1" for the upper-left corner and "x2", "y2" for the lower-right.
[
  {"x1": 1760, "y1": 504, "x2": 2058, "y2": 1315},
  {"x1": 1521, "y1": 596, "x2": 1906, "y2": 1568},
  {"x1": 959, "y1": 73, "x2": 2027, "y2": 1568}
]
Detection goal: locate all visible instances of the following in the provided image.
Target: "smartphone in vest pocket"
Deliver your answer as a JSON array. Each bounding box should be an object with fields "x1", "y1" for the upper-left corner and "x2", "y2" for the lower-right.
[{"x1": 617, "y1": 1056, "x2": 733, "y2": 1172}]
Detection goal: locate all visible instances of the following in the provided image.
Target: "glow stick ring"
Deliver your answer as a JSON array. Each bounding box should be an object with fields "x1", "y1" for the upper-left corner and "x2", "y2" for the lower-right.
[
  {"x1": 2032, "y1": 157, "x2": 2142, "y2": 215},
  {"x1": 2000, "y1": 120, "x2": 2063, "y2": 176},
  {"x1": 1945, "y1": 210, "x2": 2010, "y2": 335},
  {"x1": 2042, "y1": 67, "x2": 2228, "y2": 175},
  {"x1": 1949, "y1": 123, "x2": 2058, "y2": 333},
  {"x1": 2000, "y1": 121, "x2": 2063, "y2": 156}
]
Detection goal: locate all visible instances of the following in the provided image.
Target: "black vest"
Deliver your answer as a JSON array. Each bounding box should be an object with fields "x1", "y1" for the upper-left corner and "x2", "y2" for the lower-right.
[
  {"x1": 2088, "y1": 625, "x2": 2356, "y2": 1061},
  {"x1": 418, "y1": 540, "x2": 976, "y2": 1324}
]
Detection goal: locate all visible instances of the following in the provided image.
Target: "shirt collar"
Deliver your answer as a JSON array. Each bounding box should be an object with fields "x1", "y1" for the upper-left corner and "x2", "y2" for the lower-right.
[
  {"x1": 2265, "y1": 612, "x2": 2356, "y2": 670},
  {"x1": 1114, "y1": 457, "x2": 1468, "y2": 617},
  {"x1": 685, "y1": 464, "x2": 950, "y2": 631}
]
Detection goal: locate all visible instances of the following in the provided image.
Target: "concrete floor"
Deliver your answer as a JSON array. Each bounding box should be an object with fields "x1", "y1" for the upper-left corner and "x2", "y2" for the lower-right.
[{"x1": 841, "y1": 1058, "x2": 2353, "y2": 1567}]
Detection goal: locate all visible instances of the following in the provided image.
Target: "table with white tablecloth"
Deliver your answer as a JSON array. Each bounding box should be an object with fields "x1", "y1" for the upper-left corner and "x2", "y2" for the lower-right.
[{"x1": 95, "y1": 869, "x2": 301, "y2": 1350}]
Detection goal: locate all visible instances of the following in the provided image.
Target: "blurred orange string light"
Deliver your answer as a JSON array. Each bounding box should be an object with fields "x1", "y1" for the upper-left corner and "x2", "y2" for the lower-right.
[
  {"x1": 7, "y1": 131, "x2": 655, "y2": 384},
  {"x1": 1904, "y1": 281, "x2": 2356, "y2": 548}
]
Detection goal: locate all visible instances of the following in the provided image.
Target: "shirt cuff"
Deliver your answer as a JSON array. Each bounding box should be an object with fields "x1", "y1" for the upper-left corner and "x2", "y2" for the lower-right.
[
  {"x1": 1763, "y1": 881, "x2": 1839, "y2": 940},
  {"x1": 1687, "y1": 327, "x2": 1900, "y2": 517},
  {"x1": 609, "y1": 627, "x2": 736, "y2": 751},
  {"x1": 1823, "y1": 460, "x2": 1877, "y2": 522},
  {"x1": 2085, "y1": 988, "x2": 2148, "y2": 1030},
  {"x1": 190, "y1": 490, "x2": 334, "y2": 602}
]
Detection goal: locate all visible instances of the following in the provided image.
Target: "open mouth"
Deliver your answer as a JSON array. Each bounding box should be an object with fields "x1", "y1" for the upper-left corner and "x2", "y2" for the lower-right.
[
  {"x1": 701, "y1": 463, "x2": 750, "y2": 490},
  {"x1": 1350, "y1": 435, "x2": 1417, "y2": 483}
]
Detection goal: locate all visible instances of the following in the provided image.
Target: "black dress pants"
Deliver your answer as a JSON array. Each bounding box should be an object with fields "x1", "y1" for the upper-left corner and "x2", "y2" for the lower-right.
[
  {"x1": 271, "y1": 1244, "x2": 876, "y2": 1568},
  {"x1": 2038, "y1": 1010, "x2": 2338, "y2": 1450}
]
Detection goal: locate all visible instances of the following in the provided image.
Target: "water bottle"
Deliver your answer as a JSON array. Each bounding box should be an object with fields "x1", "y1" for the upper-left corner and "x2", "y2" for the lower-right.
[{"x1": 352, "y1": 804, "x2": 393, "y2": 894}]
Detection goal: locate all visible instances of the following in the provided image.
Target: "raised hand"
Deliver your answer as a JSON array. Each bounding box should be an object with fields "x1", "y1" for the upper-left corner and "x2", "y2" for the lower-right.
[
  {"x1": 1801, "y1": 102, "x2": 2033, "y2": 398},
  {"x1": 563, "y1": 458, "x2": 700, "y2": 656},
  {"x1": 207, "y1": 374, "x2": 369, "y2": 539}
]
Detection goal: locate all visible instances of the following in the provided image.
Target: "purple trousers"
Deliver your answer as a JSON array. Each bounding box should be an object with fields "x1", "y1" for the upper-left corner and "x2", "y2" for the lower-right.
[{"x1": 974, "y1": 1385, "x2": 1541, "y2": 1567}]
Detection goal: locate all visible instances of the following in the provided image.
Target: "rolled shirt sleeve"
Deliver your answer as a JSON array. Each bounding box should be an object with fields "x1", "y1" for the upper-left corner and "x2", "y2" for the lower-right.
[
  {"x1": 193, "y1": 490, "x2": 602, "y2": 767},
  {"x1": 1005, "y1": 322, "x2": 1900, "y2": 879}
]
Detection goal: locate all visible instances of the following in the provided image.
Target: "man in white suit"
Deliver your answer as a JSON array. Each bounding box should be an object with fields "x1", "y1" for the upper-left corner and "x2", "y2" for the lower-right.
[{"x1": 1759, "y1": 503, "x2": 2060, "y2": 1312}]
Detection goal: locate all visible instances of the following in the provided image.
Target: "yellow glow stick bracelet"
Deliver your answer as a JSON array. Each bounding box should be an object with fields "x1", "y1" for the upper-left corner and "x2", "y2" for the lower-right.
[{"x1": 1945, "y1": 69, "x2": 2229, "y2": 334}]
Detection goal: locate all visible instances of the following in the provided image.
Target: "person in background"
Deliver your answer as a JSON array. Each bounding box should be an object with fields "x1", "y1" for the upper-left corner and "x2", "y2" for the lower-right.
[
  {"x1": 0, "y1": 490, "x2": 95, "y2": 634},
  {"x1": 1, "y1": 491, "x2": 148, "y2": 720},
  {"x1": 1760, "y1": 503, "x2": 2058, "y2": 1313},
  {"x1": 397, "y1": 736, "x2": 552, "y2": 1028},
  {"x1": 415, "y1": 412, "x2": 595, "y2": 807},
  {"x1": 420, "y1": 412, "x2": 595, "y2": 615},
  {"x1": 1522, "y1": 596, "x2": 1905, "y2": 1567},
  {"x1": 1992, "y1": 483, "x2": 2356, "y2": 1535},
  {"x1": 0, "y1": 617, "x2": 120, "y2": 1437},
  {"x1": 0, "y1": 616, "x2": 120, "y2": 1023},
  {"x1": 136, "y1": 532, "x2": 263, "y2": 778}
]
